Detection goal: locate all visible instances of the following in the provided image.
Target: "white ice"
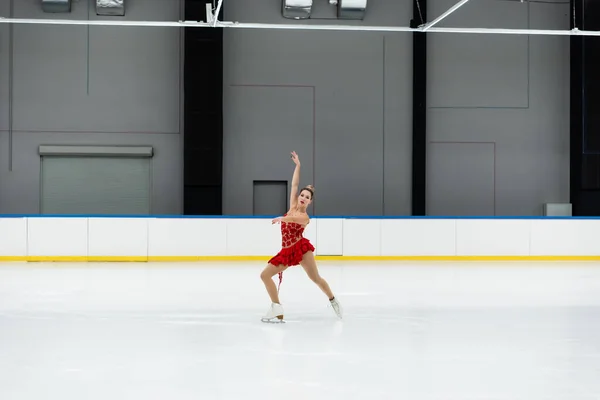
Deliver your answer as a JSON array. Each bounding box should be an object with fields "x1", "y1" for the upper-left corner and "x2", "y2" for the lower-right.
[{"x1": 1, "y1": 261, "x2": 600, "y2": 400}]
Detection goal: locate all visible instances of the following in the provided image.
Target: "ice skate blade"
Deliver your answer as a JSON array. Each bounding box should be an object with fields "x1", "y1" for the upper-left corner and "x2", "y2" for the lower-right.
[{"x1": 261, "y1": 317, "x2": 285, "y2": 324}]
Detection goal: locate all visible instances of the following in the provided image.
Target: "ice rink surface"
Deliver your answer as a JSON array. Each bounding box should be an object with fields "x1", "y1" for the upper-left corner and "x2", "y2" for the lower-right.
[{"x1": 1, "y1": 261, "x2": 600, "y2": 400}]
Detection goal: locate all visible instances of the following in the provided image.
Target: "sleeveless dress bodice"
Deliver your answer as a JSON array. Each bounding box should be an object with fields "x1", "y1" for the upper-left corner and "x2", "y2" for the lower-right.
[{"x1": 280, "y1": 220, "x2": 305, "y2": 248}]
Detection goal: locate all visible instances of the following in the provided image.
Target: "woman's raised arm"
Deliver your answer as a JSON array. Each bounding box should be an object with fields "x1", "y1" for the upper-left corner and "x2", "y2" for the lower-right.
[{"x1": 289, "y1": 151, "x2": 301, "y2": 209}]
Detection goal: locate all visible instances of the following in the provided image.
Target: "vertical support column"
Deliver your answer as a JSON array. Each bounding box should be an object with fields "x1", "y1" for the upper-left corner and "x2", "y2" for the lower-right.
[
  {"x1": 571, "y1": 0, "x2": 600, "y2": 215},
  {"x1": 570, "y1": 0, "x2": 583, "y2": 214},
  {"x1": 411, "y1": 0, "x2": 427, "y2": 215},
  {"x1": 183, "y1": 0, "x2": 224, "y2": 215}
]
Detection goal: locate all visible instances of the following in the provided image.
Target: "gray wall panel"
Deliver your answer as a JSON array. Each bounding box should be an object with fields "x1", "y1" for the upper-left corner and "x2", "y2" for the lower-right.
[
  {"x1": 0, "y1": 0, "x2": 182, "y2": 214},
  {"x1": 223, "y1": 0, "x2": 413, "y2": 216},
  {"x1": 0, "y1": 0, "x2": 571, "y2": 216},
  {"x1": 428, "y1": 0, "x2": 530, "y2": 108},
  {"x1": 426, "y1": 0, "x2": 569, "y2": 216},
  {"x1": 427, "y1": 142, "x2": 495, "y2": 216},
  {"x1": 223, "y1": 85, "x2": 315, "y2": 215}
]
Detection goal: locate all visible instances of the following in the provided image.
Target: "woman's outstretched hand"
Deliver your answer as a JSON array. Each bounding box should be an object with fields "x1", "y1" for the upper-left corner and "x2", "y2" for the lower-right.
[
  {"x1": 272, "y1": 217, "x2": 282, "y2": 225},
  {"x1": 290, "y1": 151, "x2": 300, "y2": 166}
]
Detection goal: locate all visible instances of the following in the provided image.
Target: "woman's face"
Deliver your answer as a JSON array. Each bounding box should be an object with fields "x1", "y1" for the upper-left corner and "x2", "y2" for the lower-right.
[{"x1": 298, "y1": 190, "x2": 312, "y2": 207}]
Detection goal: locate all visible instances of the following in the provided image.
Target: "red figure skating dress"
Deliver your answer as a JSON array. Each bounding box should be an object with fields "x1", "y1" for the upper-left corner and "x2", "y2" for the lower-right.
[{"x1": 268, "y1": 214, "x2": 315, "y2": 288}]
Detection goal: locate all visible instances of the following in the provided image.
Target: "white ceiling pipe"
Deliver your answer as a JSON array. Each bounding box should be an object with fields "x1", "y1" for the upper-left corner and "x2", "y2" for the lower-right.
[{"x1": 0, "y1": 17, "x2": 595, "y2": 37}]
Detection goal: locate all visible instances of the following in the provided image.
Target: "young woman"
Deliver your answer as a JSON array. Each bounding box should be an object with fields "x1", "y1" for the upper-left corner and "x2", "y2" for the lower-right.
[{"x1": 260, "y1": 151, "x2": 342, "y2": 323}]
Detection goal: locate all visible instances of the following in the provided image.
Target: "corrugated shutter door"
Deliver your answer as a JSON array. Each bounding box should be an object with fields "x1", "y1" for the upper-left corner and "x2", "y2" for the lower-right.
[{"x1": 41, "y1": 156, "x2": 151, "y2": 215}]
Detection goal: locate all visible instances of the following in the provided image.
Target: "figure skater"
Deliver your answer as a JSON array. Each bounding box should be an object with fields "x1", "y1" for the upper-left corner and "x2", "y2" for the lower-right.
[{"x1": 260, "y1": 151, "x2": 342, "y2": 322}]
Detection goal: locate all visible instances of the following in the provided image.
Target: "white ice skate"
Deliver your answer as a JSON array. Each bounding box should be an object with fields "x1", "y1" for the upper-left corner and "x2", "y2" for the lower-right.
[
  {"x1": 330, "y1": 297, "x2": 343, "y2": 319},
  {"x1": 261, "y1": 302, "x2": 285, "y2": 323}
]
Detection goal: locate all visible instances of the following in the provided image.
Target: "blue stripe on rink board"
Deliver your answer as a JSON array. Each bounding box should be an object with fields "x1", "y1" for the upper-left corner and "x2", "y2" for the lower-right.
[{"x1": 0, "y1": 214, "x2": 596, "y2": 220}]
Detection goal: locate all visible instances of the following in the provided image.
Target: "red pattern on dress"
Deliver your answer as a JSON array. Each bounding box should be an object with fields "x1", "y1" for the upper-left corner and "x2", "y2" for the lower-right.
[{"x1": 268, "y1": 214, "x2": 315, "y2": 290}]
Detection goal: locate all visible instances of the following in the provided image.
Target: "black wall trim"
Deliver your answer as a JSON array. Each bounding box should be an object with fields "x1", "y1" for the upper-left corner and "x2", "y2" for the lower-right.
[
  {"x1": 183, "y1": 1, "x2": 224, "y2": 215},
  {"x1": 411, "y1": 0, "x2": 427, "y2": 216},
  {"x1": 570, "y1": 0, "x2": 583, "y2": 214},
  {"x1": 570, "y1": 0, "x2": 600, "y2": 215}
]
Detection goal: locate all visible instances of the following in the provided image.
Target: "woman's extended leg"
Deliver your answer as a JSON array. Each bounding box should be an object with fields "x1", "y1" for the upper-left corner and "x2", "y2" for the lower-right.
[
  {"x1": 300, "y1": 251, "x2": 342, "y2": 318},
  {"x1": 300, "y1": 251, "x2": 334, "y2": 299},
  {"x1": 260, "y1": 263, "x2": 288, "y2": 304}
]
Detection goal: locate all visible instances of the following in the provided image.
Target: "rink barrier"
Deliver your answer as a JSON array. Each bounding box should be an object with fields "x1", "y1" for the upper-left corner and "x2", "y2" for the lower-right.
[{"x1": 0, "y1": 215, "x2": 600, "y2": 262}]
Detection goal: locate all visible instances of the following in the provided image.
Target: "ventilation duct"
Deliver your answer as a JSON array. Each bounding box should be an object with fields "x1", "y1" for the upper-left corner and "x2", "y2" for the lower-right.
[
  {"x1": 41, "y1": 0, "x2": 71, "y2": 13},
  {"x1": 282, "y1": 0, "x2": 313, "y2": 20},
  {"x1": 96, "y1": 0, "x2": 125, "y2": 16},
  {"x1": 338, "y1": 0, "x2": 367, "y2": 20}
]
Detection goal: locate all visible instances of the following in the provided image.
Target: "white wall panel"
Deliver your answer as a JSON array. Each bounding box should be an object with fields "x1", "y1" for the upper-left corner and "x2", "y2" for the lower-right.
[
  {"x1": 1, "y1": 217, "x2": 599, "y2": 261},
  {"x1": 226, "y1": 219, "x2": 281, "y2": 256},
  {"x1": 27, "y1": 218, "x2": 88, "y2": 257},
  {"x1": 343, "y1": 219, "x2": 381, "y2": 256},
  {"x1": 0, "y1": 218, "x2": 27, "y2": 257},
  {"x1": 88, "y1": 218, "x2": 148, "y2": 257},
  {"x1": 381, "y1": 219, "x2": 456, "y2": 256},
  {"x1": 148, "y1": 219, "x2": 227, "y2": 257},
  {"x1": 456, "y1": 219, "x2": 531, "y2": 256},
  {"x1": 316, "y1": 218, "x2": 343, "y2": 256},
  {"x1": 530, "y1": 219, "x2": 600, "y2": 255}
]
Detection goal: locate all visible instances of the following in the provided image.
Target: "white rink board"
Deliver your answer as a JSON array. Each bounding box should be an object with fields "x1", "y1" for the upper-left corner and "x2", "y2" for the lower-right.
[
  {"x1": 0, "y1": 216, "x2": 597, "y2": 259},
  {"x1": 455, "y1": 219, "x2": 531, "y2": 256},
  {"x1": 88, "y1": 218, "x2": 148, "y2": 257},
  {"x1": 27, "y1": 218, "x2": 88, "y2": 257},
  {"x1": 148, "y1": 218, "x2": 227, "y2": 257},
  {"x1": 381, "y1": 219, "x2": 456, "y2": 256},
  {"x1": 342, "y1": 219, "x2": 381, "y2": 256},
  {"x1": 0, "y1": 218, "x2": 27, "y2": 257},
  {"x1": 530, "y1": 219, "x2": 600, "y2": 256},
  {"x1": 315, "y1": 218, "x2": 343, "y2": 256}
]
